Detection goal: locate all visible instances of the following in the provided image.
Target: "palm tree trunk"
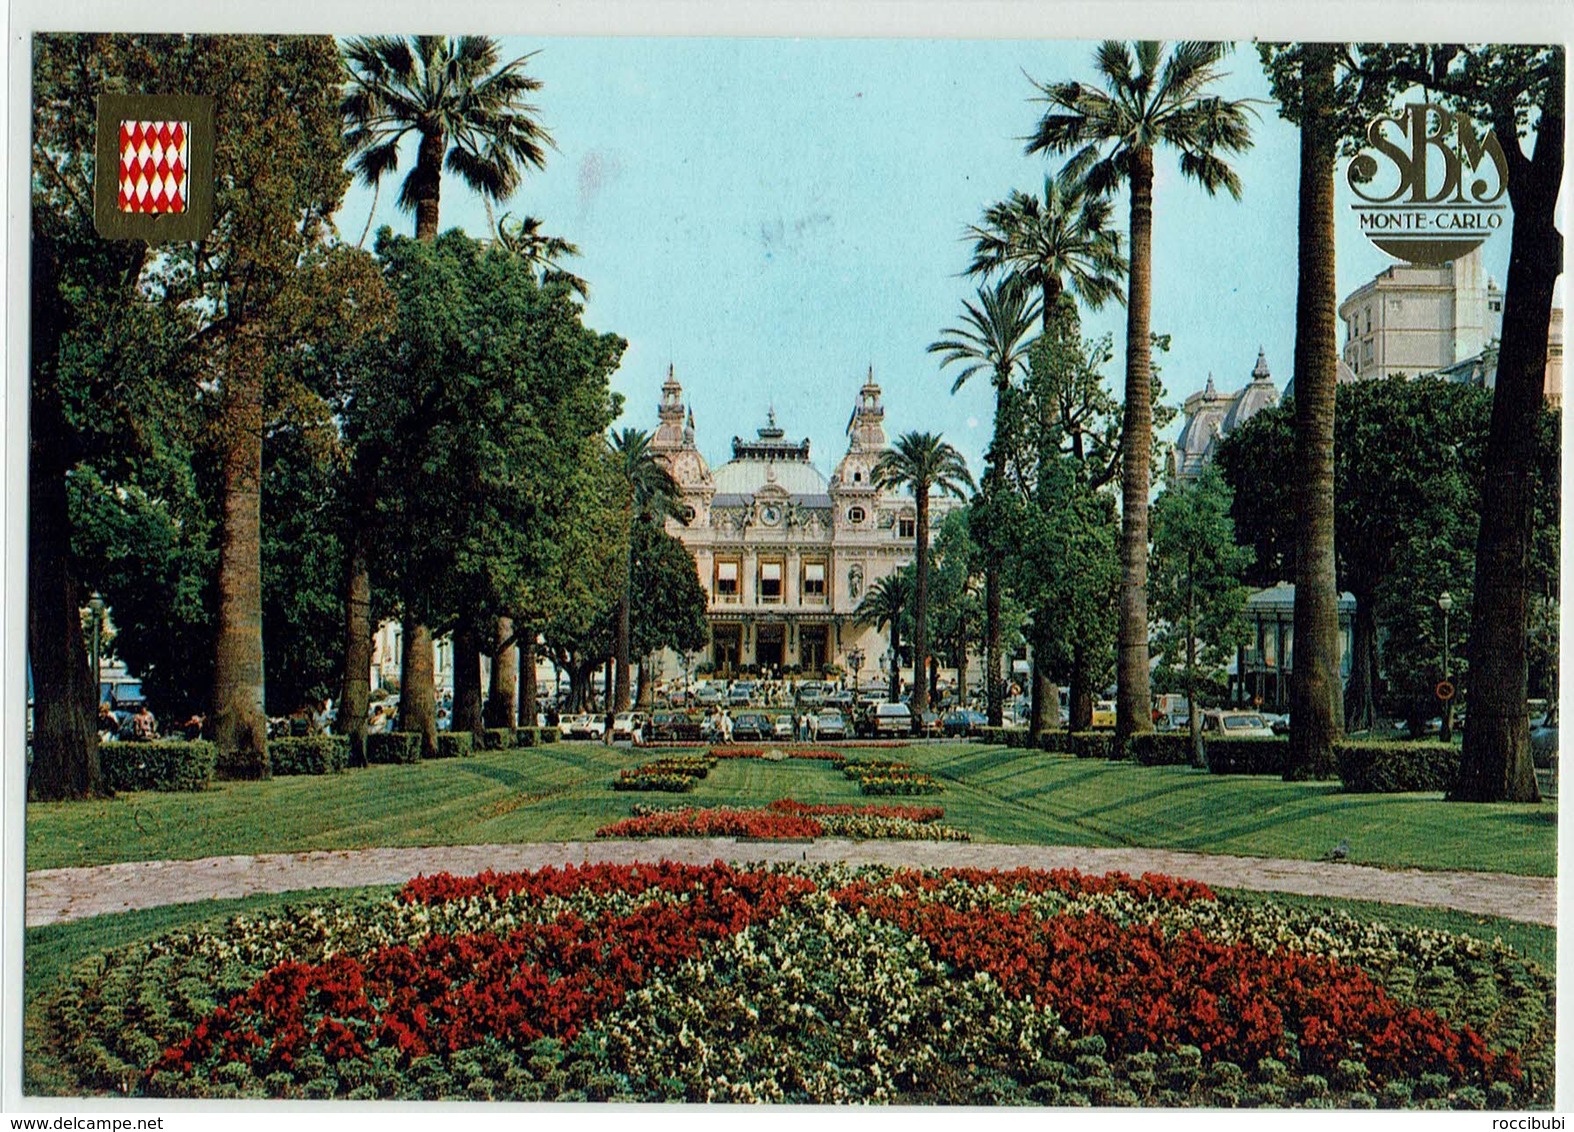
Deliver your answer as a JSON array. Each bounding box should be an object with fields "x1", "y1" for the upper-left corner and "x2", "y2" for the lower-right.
[
  {"x1": 637, "y1": 653, "x2": 657, "y2": 710},
  {"x1": 1068, "y1": 646, "x2": 1093, "y2": 732},
  {"x1": 519, "y1": 633, "x2": 538, "y2": 726},
  {"x1": 984, "y1": 564, "x2": 1002, "y2": 725},
  {"x1": 335, "y1": 532, "x2": 372, "y2": 766},
  {"x1": 212, "y1": 332, "x2": 270, "y2": 779},
  {"x1": 614, "y1": 585, "x2": 632, "y2": 711},
  {"x1": 912, "y1": 492, "x2": 931, "y2": 715},
  {"x1": 485, "y1": 616, "x2": 517, "y2": 728},
  {"x1": 1115, "y1": 146, "x2": 1156, "y2": 750},
  {"x1": 1454, "y1": 99, "x2": 1561, "y2": 804},
  {"x1": 413, "y1": 130, "x2": 444, "y2": 243},
  {"x1": 1343, "y1": 592, "x2": 1379, "y2": 732},
  {"x1": 888, "y1": 624, "x2": 902, "y2": 704},
  {"x1": 398, "y1": 614, "x2": 437, "y2": 756},
  {"x1": 1286, "y1": 44, "x2": 1344, "y2": 781}
]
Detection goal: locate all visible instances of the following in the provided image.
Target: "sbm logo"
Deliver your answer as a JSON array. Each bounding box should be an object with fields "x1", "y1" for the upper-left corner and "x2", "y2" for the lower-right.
[{"x1": 1347, "y1": 102, "x2": 1509, "y2": 265}]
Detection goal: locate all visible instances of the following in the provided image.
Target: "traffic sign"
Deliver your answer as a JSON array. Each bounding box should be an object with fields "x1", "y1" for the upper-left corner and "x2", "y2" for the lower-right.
[{"x1": 1435, "y1": 680, "x2": 1456, "y2": 702}]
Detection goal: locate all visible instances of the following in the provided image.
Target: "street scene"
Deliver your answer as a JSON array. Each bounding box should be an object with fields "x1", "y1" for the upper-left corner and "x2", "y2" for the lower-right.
[{"x1": 17, "y1": 25, "x2": 1564, "y2": 1113}]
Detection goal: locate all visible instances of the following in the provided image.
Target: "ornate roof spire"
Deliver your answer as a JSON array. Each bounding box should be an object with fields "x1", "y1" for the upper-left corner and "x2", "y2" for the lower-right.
[{"x1": 1252, "y1": 347, "x2": 1272, "y2": 381}]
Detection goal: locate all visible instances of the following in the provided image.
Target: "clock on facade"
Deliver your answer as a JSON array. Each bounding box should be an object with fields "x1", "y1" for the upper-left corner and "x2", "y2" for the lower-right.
[{"x1": 761, "y1": 504, "x2": 782, "y2": 525}]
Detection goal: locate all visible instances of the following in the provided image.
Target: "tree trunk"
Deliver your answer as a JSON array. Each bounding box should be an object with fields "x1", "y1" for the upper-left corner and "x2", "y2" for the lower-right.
[
  {"x1": 334, "y1": 532, "x2": 371, "y2": 766},
  {"x1": 485, "y1": 616, "x2": 517, "y2": 728},
  {"x1": 452, "y1": 619, "x2": 484, "y2": 735},
  {"x1": 413, "y1": 129, "x2": 444, "y2": 243},
  {"x1": 519, "y1": 633, "x2": 538, "y2": 726},
  {"x1": 398, "y1": 615, "x2": 438, "y2": 756},
  {"x1": 1028, "y1": 649, "x2": 1045, "y2": 741},
  {"x1": 1115, "y1": 147, "x2": 1156, "y2": 749},
  {"x1": 1068, "y1": 646, "x2": 1093, "y2": 732},
  {"x1": 637, "y1": 653, "x2": 657, "y2": 710},
  {"x1": 26, "y1": 320, "x2": 103, "y2": 800},
  {"x1": 888, "y1": 626, "x2": 902, "y2": 704},
  {"x1": 212, "y1": 331, "x2": 270, "y2": 779},
  {"x1": 912, "y1": 492, "x2": 931, "y2": 716},
  {"x1": 1343, "y1": 592, "x2": 1379, "y2": 732},
  {"x1": 984, "y1": 559, "x2": 1003, "y2": 726},
  {"x1": 1454, "y1": 96, "x2": 1561, "y2": 804},
  {"x1": 614, "y1": 575, "x2": 632, "y2": 711},
  {"x1": 1286, "y1": 45, "x2": 1345, "y2": 781},
  {"x1": 954, "y1": 637, "x2": 969, "y2": 703},
  {"x1": 1187, "y1": 577, "x2": 1203, "y2": 766}
]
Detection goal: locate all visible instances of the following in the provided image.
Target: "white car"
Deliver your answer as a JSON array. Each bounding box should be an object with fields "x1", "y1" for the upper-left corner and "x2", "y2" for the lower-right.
[
  {"x1": 773, "y1": 715, "x2": 795, "y2": 740},
  {"x1": 564, "y1": 713, "x2": 606, "y2": 740},
  {"x1": 611, "y1": 712, "x2": 648, "y2": 743},
  {"x1": 873, "y1": 702, "x2": 913, "y2": 736},
  {"x1": 1201, "y1": 710, "x2": 1275, "y2": 738}
]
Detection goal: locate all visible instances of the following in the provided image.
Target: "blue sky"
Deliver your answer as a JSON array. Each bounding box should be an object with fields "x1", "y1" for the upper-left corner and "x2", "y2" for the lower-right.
[{"x1": 334, "y1": 37, "x2": 1517, "y2": 481}]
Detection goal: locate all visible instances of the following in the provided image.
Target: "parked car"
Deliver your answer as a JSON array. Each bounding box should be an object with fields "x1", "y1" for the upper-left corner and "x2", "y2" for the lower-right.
[
  {"x1": 797, "y1": 682, "x2": 828, "y2": 706},
  {"x1": 828, "y1": 690, "x2": 857, "y2": 709},
  {"x1": 815, "y1": 709, "x2": 848, "y2": 740},
  {"x1": 1201, "y1": 710, "x2": 1275, "y2": 738},
  {"x1": 943, "y1": 709, "x2": 988, "y2": 737},
  {"x1": 733, "y1": 712, "x2": 773, "y2": 742},
  {"x1": 773, "y1": 714, "x2": 795, "y2": 740},
  {"x1": 1089, "y1": 701, "x2": 1117, "y2": 730},
  {"x1": 611, "y1": 711, "x2": 649, "y2": 743},
  {"x1": 1531, "y1": 710, "x2": 1558, "y2": 767},
  {"x1": 693, "y1": 684, "x2": 725, "y2": 707},
  {"x1": 563, "y1": 714, "x2": 605, "y2": 740},
  {"x1": 916, "y1": 709, "x2": 944, "y2": 737},
  {"x1": 728, "y1": 682, "x2": 757, "y2": 706},
  {"x1": 873, "y1": 702, "x2": 913, "y2": 737}
]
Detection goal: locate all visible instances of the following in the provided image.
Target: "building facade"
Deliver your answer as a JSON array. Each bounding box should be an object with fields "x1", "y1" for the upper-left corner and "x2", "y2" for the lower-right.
[
  {"x1": 651, "y1": 367, "x2": 948, "y2": 682},
  {"x1": 1172, "y1": 349, "x2": 1287, "y2": 481}
]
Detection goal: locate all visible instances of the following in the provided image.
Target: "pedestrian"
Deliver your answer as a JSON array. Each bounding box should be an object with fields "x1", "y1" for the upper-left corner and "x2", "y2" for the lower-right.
[
  {"x1": 807, "y1": 710, "x2": 819, "y2": 743},
  {"x1": 131, "y1": 703, "x2": 157, "y2": 742},
  {"x1": 604, "y1": 708, "x2": 616, "y2": 745},
  {"x1": 720, "y1": 709, "x2": 734, "y2": 745}
]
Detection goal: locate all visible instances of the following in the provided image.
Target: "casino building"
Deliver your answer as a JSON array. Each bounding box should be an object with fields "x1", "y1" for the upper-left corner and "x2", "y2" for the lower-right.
[{"x1": 649, "y1": 366, "x2": 953, "y2": 682}]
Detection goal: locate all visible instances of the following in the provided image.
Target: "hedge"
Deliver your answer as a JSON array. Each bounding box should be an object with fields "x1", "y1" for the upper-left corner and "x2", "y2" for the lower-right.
[
  {"x1": 1068, "y1": 732, "x2": 1117, "y2": 760},
  {"x1": 267, "y1": 736, "x2": 349, "y2": 776},
  {"x1": 1206, "y1": 737, "x2": 1290, "y2": 776},
  {"x1": 540, "y1": 727, "x2": 560, "y2": 744},
  {"x1": 512, "y1": 727, "x2": 539, "y2": 749},
  {"x1": 1038, "y1": 732, "x2": 1070, "y2": 754},
  {"x1": 366, "y1": 731, "x2": 421, "y2": 765},
  {"x1": 1336, "y1": 740, "x2": 1459, "y2": 794},
  {"x1": 434, "y1": 732, "x2": 474, "y2": 759},
  {"x1": 477, "y1": 727, "x2": 514, "y2": 751},
  {"x1": 1129, "y1": 733, "x2": 1197, "y2": 767},
  {"x1": 214, "y1": 739, "x2": 269, "y2": 781},
  {"x1": 100, "y1": 740, "x2": 215, "y2": 793},
  {"x1": 976, "y1": 727, "x2": 1012, "y2": 746}
]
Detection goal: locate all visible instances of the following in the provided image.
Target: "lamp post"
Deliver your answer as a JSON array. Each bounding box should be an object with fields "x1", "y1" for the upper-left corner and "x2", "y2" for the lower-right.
[
  {"x1": 1438, "y1": 590, "x2": 1454, "y2": 742},
  {"x1": 88, "y1": 592, "x2": 105, "y2": 712},
  {"x1": 847, "y1": 646, "x2": 863, "y2": 693},
  {"x1": 885, "y1": 648, "x2": 897, "y2": 703}
]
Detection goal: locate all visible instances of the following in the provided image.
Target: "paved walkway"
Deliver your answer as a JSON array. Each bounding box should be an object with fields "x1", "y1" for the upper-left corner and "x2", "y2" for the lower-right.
[{"x1": 24, "y1": 840, "x2": 1556, "y2": 928}]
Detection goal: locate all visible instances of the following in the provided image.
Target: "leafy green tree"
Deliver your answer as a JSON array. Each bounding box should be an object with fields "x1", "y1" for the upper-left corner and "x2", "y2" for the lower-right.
[
  {"x1": 339, "y1": 34, "x2": 555, "y2": 749},
  {"x1": 929, "y1": 277, "x2": 1039, "y2": 725},
  {"x1": 353, "y1": 231, "x2": 623, "y2": 751},
  {"x1": 1149, "y1": 467, "x2": 1252, "y2": 761},
  {"x1": 1027, "y1": 40, "x2": 1255, "y2": 747},
  {"x1": 608, "y1": 429, "x2": 684, "y2": 710},
  {"x1": 1358, "y1": 44, "x2": 1563, "y2": 803},
  {"x1": 873, "y1": 433, "x2": 975, "y2": 717},
  {"x1": 630, "y1": 523, "x2": 710, "y2": 702},
  {"x1": 927, "y1": 508, "x2": 983, "y2": 704}
]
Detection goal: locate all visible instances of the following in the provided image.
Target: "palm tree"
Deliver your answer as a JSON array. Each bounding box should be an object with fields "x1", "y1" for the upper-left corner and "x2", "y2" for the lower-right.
[
  {"x1": 966, "y1": 163, "x2": 1127, "y2": 331},
  {"x1": 929, "y1": 278, "x2": 1039, "y2": 727},
  {"x1": 340, "y1": 35, "x2": 552, "y2": 754},
  {"x1": 495, "y1": 212, "x2": 590, "y2": 298},
  {"x1": 1027, "y1": 40, "x2": 1255, "y2": 749},
  {"x1": 856, "y1": 570, "x2": 914, "y2": 704},
  {"x1": 873, "y1": 432, "x2": 975, "y2": 719},
  {"x1": 341, "y1": 36, "x2": 552, "y2": 243},
  {"x1": 610, "y1": 428, "x2": 684, "y2": 710}
]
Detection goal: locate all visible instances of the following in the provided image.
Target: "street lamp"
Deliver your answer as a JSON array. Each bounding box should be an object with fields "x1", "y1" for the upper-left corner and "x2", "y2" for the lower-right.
[
  {"x1": 88, "y1": 592, "x2": 105, "y2": 711},
  {"x1": 1438, "y1": 591, "x2": 1455, "y2": 742},
  {"x1": 847, "y1": 646, "x2": 864, "y2": 692},
  {"x1": 885, "y1": 648, "x2": 897, "y2": 702}
]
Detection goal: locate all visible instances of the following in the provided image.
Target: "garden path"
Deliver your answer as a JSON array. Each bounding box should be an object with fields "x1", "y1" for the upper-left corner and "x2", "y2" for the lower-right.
[{"x1": 25, "y1": 840, "x2": 1555, "y2": 928}]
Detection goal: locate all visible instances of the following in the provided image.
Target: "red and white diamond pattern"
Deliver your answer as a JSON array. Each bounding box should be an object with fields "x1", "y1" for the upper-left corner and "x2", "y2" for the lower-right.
[{"x1": 118, "y1": 120, "x2": 189, "y2": 214}]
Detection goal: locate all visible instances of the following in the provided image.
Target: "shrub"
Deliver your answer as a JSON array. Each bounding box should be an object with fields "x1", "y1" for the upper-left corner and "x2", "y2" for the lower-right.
[
  {"x1": 476, "y1": 728, "x2": 514, "y2": 752},
  {"x1": 1038, "y1": 731, "x2": 1071, "y2": 754},
  {"x1": 367, "y1": 732, "x2": 421, "y2": 765},
  {"x1": 267, "y1": 736, "x2": 349, "y2": 776},
  {"x1": 1206, "y1": 737, "x2": 1290, "y2": 776},
  {"x1": 214, "y1": 739, "x2": 269, "y2": 781},
  {"x1": 539, "y1": 727, "x2": 560, "y2": 744},
  {"x1": 1129, "y1": 733, "x2": 1196, "y2": 767},
  {"x1": 1070, "y1": 732, "x2": 1116, "y2": 760},
  {"x1": 976, "y1": 727, "x2": 1012, "y2": 745},
  {"x1": 435, "y1": 732, "x2": 474, "y2": 759},
  {"x1": 512, "y1": 727, "x2": 538, "y2": 749},
  {"x1": 1336, "y1": 741, "x2": 1459, "y2": 794},
  {"x1": 100, "y1": 740, "x2": 215, "y2": 792}
]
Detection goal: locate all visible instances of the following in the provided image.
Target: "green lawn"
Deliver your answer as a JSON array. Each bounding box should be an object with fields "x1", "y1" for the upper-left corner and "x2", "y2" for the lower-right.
[{"x1": 26, "y1": 741, "x2": 1557, "y2": 875}]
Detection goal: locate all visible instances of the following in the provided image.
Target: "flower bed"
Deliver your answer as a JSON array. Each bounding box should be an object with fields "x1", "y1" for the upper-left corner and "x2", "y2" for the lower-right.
[
  {"x1": 613, "y1": 755, "x2": 716, "y2": 792},
  {"x1": 43, "y1": 863, "x2": 1550, "y2": 1107},
  {"x1": 596, "y1": 799, "x2": 968, "y2": 841},
  {"x1": 709, "y1": 747, "x2": 847, "y2": 762},
  {"x1": 843, "y1": 759, "x2": 943, "y2": 795}
]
